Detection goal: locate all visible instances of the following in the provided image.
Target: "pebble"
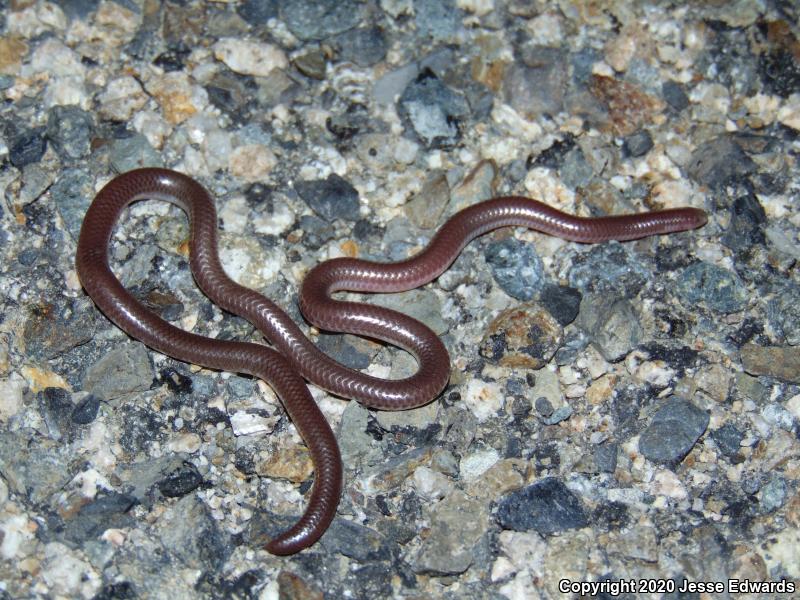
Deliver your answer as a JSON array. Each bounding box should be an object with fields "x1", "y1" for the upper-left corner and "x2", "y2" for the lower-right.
[
  {"x1": 495, "y1": 478, "x2": 588, "y2": 535},
  {"x1": 578, "y1": 293, "x2": 643, "y2": 362},
  {"x1": 484, "y1": 237, "x2": 546, "y2": 301},
  {"x1": 462, "y1": 378, "x2": 503, "y2": 423},
  {"x1": 676, "y1": 262, "x2": 748, "y2": 314},
  {"x1": 332, "y1": 26, "x2": 387, "y2": 67},
  {"x1": 293, "y1": 50, "x2": 327, "y2": 80},
  {"x1": 41, "y1": 542, "x2": 100, "y2": 598},
  {"x1": 373, "y1": 62, "x2": 418, "y2": 105},
  {"x1": 369, "y1": 289, "x2": 448, "y2": 336},
  {"x1": 411, "y1": 466, "x2": 452, "y2": 502},
  {"x1": 132, "y1": 110, "x2": 171, "y2": 149},
  {"x1": 374, "y1": 396, "x2": 439, "y2": 432},
  {"x1": 687, "y1": 136, "x2": 757, "y2": 189},
  {"x1": 450, "y1": 159, "x2": 497, "y2": 210},
  {"x1": 229, "y1": 406, "x2": 279, "y2": 437},
  {"x1": 338, "y1": 402, "x2": 381, "y2": 466},
  {"x1": 568, "y1": 243, "x2": 650, "y2": 295},
  {"x1": 280, "y1": 0, "x2": 363, "y2": 41},
  {"x1": 766, "y1": 283, "x2": 800, "y2": 345},
  {"x1": 236, "y1": 0, "x2": 278, "y2": 24},
  {"x1": 559, "y1": 146, "x2": 594, "y2": 190},
  {"x1": 589, "y1": 74, "x2": 665, "y2": 136},
  {"x1": 735, "y1": 372, "x2": 769, "y2": 406},
  {"x1": 71, "y1": 394, "x2": 101, "y2": 425},
  {"x1": 638, "y1": 399, "x2": 709, "y2": 464},
  {"x1": 777, "y1": 94, "x2": 800, "y2": 130},
  {"x1": 538, "y1": 284, "x2": 581, "y2": 326},
  {"x1": 81, "y1": 343, "x2": 154, "y2": 402},
  {"x1": 46, "y1": 106, "x2": 93, "y2": 160},
  {"x1": 94, "y1": 0, "x2": 141, "y2": 44},
  {"x1": 0, "y1": 36, "x2": 27, "y2": 75},
  {"x1": 0, "y1": 430, "x2": 74, "y2": 504},
  {"x1": 721, "y1": 193, "x2": 767, "y2": 254},
  {"x1": 412, "y1": 490, "x2": 488, "y2": 575},
  {"x1": 156, "y1": 462, "x2": 203, "y2": 498},
  {"x1": 740, "y1": 343, "x2": 800, "y2": 384},
  {"x1": 26, "y1": 38, "x2": 83, "y2": 77},
  {"x1": 431, "y1": 448, "x2": 460, "y2": 477},
  {"x1": 213, "y1": 38, "x2": 288, "y2": 77},
  {"x1": 414, "y1": 0, "x2": 463, "y2": 41},
  {"x1": 294, "y1": 174, "x2": 361, "y2": 222},
  {"x1": 758, "y1": 32, "x2": 800, "y2": 98},
  {"x1": 466, "y1": 458, "x2": 526, "y2": 501},
  {"x1": 480, "y1": 303, "x2": 564, "y2": 369},
  {"x1": 9, "y1": 128, "x2": 47, "y2": 169},
  {"x1": 157, "y1": 495, "x2": 230, "y2": 571},
  {"x1": 295, "y1": 215, "x2": 332, "y2": 250},
  {"x1": 316, "y1": 333, "x2": 375, "y2": 370},
  {"x1": 662, "y1": 80, "x2": 689, "y2": 111},
  {"x1": 22, "y1": 297, "x2": 96, "y2": 361},
  {"x1": 760, "y1": 476, "x2": 788, "y2": 512},
  {"x1": 256, "y1": 444, "x2": 314, "y2": 483},
  {"x1": 534, "y1": 396, "x2": 553, "y2": 418},
  {"x1": 320, "y1": 519, "x2": 391, "y2": 562},
  {"x1": 38, "y1": 387, "x2": 74, "y2": 441},
  {"x1": 693, "y1": 363, "x2": 732, "y2": 403},
  {"x1": 460, "y1": 447, "x2": 500, "y2": 481},
  {"x1": 165, "y1": 432, "x2": 202, "y2": 455},
  {"x1": 622, "y1": 130, "x2": 654, "y2": 157},
  {"x1": 594, "y1": 443, "x2": 618, "y2": 473},
  {"x1": 503, "y1": 46, "x2": 568, "y2": 120},
  {"x1": 275, "y1": 572, "x2": 324, "y2": 600},
  {"x1": 109, "y1": 133, "x2": 163, "y2": 171},
  {"x1": 405, "y1": 171, "x2": 449, "y2": 229},
  {"x1": 398, "y1": 69, "x2": 471, "y2": 148},
  {"x1": 363, "y1": 446, "x2": 434, "y2": 494},
  {"x1": 144, "y1": 71, "x2": 207, "y2": 125},
  {"x1": 711, "y1": 422, "x2": 745, "y2": 460},
  {"x1": 529, "y1": 368, "x2": 568, "y2": 425},
  {"x1": 18, "y1": 164, "x2": 55, "y2": 206},
  {"x1": 761, "y1": 403, "x2": 794, "y2": 431},
  {"x1": 97, "y1": 76, "x2": 149, "y2": 121},
  {"x1": 229, "y1": 144, "x2": 277, "y2": 181},
  {"x1": 50, "y1": 168, "x2": 94, "y2": 240}
]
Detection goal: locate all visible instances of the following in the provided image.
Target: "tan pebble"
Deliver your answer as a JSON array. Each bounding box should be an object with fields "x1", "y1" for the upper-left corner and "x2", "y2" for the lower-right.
[
  {"x1": 340, "y1": 240, "x2": 358, "y2": 257},
  {"x1": 257, "y1": 446, "x2": 314, "y2": 483},
  {"x1": 0, "y1": 36, "x2": 27, "y2": 75},
  {"x1": 229, "y1": 144, "x2": 277, "y2": 181},
  {"x1": 586, "y1": 374, "x2": 616, "y2": 405}
]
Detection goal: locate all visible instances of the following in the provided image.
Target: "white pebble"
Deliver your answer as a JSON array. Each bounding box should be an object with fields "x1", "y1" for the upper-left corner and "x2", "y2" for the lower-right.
[
  {"x1": 777, "y1": 94, "x2": 800, "y2": 131},
  {"x1": 463, "y1": 379, "x2": 503, "y2": 422},
  {"x1": 213, "y1": 38, "x2": 288, "y2": 77},
  {"x1": 411, "y1": 466, "x2": 451, "y2": 502},
  {"x1": 460, "y1": 447, "x2": 500, "y2": 481},
  {"x1": 98, "y1": 76, "x2": 148, "y2": 121}
]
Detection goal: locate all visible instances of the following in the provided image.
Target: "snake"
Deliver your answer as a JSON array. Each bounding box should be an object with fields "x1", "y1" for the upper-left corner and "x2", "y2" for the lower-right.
[{"x1": 75, "y1": 167, "x2": 707, "y2": 554}]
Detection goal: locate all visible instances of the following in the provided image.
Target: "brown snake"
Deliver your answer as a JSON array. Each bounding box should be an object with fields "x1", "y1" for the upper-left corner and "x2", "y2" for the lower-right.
[{"x1": 76, "y1": 167, "x2": 707, "y2": 553}]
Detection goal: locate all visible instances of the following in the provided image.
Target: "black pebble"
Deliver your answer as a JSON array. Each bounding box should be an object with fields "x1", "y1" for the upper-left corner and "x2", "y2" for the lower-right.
[
  {"x1": 495, "y1": 477, "x2": 588, "y2": 534},
  {"x1": 539, "y1": 284, "x2": 582, "y2": 326},
  {"x1": 71, "y1": 394, "x2": 101, "y2": 425},
  {"x1": 158, "y1": 462, "x2": 204, "y2": 498},
  {"x1": 623, "y1": 130, "x2": 654, "y2": 157},
  {"x1": 662, "y1": 80, "x2": 689, "y2": 111},
  {"x1": 10, "y1": 128, "x2": 46, "y2": 168}
]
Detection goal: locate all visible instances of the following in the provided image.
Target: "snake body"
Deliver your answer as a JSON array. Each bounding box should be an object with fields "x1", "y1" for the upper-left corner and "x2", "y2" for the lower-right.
[{"x1": 76, "y1": 168, "x2": 707, "y2": 554}]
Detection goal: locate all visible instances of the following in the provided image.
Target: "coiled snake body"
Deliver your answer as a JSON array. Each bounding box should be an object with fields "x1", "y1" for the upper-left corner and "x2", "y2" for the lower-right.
[{"x1": 76, "y1": 168, "x2": 707, "y2": 554}]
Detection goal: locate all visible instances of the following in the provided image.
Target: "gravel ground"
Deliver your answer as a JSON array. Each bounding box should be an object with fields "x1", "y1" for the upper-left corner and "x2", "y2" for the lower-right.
[{"x1": 1, "y1": 1, "x2": 799, "y2": 599}]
